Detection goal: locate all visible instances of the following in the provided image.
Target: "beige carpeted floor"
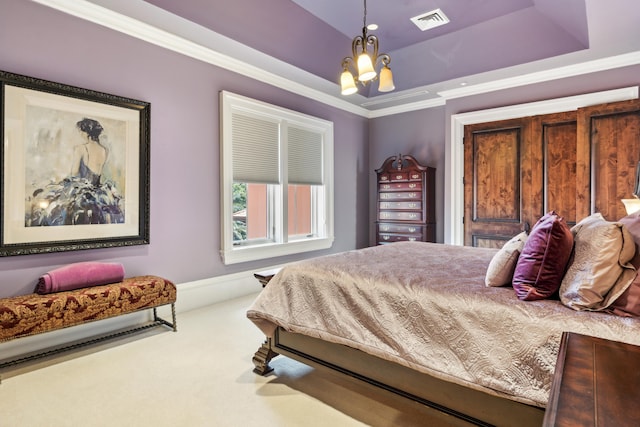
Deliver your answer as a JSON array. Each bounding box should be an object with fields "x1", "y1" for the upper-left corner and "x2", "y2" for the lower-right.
[{"x1": 0, "y1": 293, "x2": 467, "y2": 427}]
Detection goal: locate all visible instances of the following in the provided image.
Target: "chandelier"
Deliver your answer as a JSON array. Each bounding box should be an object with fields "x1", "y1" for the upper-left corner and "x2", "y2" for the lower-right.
[{"x1": 340, "y1": 0, "x2": 395, "y2": 95}]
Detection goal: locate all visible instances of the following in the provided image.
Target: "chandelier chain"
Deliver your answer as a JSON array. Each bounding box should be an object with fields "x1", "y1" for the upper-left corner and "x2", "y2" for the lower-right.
[{"x1": 363, "y1": 0, "x2": 367, "y2": 28}]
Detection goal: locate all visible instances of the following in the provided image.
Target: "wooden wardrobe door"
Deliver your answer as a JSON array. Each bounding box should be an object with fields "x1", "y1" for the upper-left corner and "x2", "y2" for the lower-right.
[
  {"x1": 577, "y1": 99, "x2": 640, "y2": 221},
  {"x1": 464, "y1": 118, "x2": 531, "y2": 247},
  {"x1": 530, "y1": 111, "x2": 579, "y2": 226}
]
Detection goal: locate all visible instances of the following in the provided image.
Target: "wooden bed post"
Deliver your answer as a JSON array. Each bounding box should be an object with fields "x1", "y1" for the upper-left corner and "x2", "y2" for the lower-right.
[{"x1": 252, "y1": 338, "x2": 278, "y2": 375}]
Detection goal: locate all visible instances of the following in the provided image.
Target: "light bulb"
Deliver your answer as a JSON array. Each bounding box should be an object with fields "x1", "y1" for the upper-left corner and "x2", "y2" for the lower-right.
[
  {"x1": 378, "y1": 65, "x2": 395, "y2": 92},
  {"x1": 357, "y1": 53, "x2": 376, "y2": 82},
  {"x1": 340, "y1": 70, "x2": 358, "y2": 95}
]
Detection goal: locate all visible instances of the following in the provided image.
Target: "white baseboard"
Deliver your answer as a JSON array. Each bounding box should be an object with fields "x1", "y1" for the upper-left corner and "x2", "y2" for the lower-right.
[
  {"x1": 0, "y1": 267, "x2": 278, "y2": 363},
  {"x1": 173, "y1": 269, "x2": 263, "y2": 313}
]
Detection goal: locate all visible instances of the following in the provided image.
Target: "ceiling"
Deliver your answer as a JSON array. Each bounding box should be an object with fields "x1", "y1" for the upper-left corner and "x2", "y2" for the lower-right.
[
  {"x1": 290, "y1": 0, "x2": 589, "y2": 90},
  {"x1": 135, "y1": 0, "x2": 639, "y2": 110}
]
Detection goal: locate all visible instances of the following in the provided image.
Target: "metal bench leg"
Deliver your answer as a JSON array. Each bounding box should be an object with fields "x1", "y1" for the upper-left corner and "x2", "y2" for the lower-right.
[{"x1": 153, "y1": 303, "x2": 177, "y2": 332}]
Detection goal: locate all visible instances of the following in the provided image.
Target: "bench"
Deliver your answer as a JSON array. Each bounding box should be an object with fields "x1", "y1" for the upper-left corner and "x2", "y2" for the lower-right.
[
  {"x1": 253, "y1": 268, "x2": 282, "y2": 287},
  {"x1": 0, "y1": 275, "x2": 176, "y2": 377}
]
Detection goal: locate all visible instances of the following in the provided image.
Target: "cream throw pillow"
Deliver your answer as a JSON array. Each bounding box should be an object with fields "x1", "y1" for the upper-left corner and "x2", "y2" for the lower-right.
[
  {"x1": 485, "y1": 232, "x2": 528, "y2": 287},
  {"x1": 559, "y1": 213, "x2": 636, "y2": 310}
]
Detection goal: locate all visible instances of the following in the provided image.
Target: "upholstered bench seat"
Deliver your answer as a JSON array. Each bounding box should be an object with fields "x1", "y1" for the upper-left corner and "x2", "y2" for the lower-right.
[{"x1": 0, "y1": 275, "x2": 176, "y2": 343}]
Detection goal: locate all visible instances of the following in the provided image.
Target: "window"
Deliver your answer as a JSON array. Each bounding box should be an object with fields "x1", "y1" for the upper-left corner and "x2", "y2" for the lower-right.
[{"x1": 220, "y1": 91, "x2": 334, "y2": 264}]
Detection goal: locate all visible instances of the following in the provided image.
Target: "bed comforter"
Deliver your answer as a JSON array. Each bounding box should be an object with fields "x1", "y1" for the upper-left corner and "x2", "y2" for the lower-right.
[{"x1": 247, "y1": 242, "x2": 640, "y2": 407}]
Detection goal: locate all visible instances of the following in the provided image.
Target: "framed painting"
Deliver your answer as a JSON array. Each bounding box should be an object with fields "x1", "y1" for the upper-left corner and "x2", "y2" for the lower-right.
[{"x1": 0, "y1": 70, "x2": 150, "y2": 256}]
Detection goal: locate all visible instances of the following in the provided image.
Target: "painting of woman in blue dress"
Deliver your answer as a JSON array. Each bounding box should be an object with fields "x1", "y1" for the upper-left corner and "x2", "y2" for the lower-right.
[{"x1": 27, "y1": 117, "x2": 125, "y2": 226}]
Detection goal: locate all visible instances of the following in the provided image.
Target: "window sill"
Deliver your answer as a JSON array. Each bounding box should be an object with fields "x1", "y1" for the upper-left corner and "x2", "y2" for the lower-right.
[{"x1": 221, "y1": 236, "x2": 333, "y2": 265}]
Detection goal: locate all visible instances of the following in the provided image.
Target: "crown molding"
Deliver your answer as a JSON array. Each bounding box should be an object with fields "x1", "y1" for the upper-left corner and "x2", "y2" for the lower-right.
[
  {"x1": 437, "y1": 51, "x2": 640, "y2": 100},
  {"x1": 32, "y1": 0, "x2": 640, "y2": 120},
  {"x1": 31, "y1": 0, "x2": 371, "y2": 118},
  {"x1": 368, "y1": 97, "x2": 446, "y2": 118}
]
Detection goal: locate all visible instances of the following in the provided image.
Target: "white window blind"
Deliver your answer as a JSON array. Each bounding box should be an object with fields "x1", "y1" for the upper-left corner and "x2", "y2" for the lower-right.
[
  {"x1": 288, "y1": 126, "x2": 323, "y2": 185},
  {"x1": 231, "y1": 112, "x2": 280, "y2": 184}
]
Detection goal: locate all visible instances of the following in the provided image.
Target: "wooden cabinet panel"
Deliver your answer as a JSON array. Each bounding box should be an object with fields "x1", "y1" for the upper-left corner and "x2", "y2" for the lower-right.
[
  {"x1": 534, "y1": 112, "x2": 579, "y2": 225},
  {"x1": 375, "y1": 155, "x2": 435, "y2": 245},
  {"x1": 577, "y1": 99, "x2": 640, "y2": 221},
  {"x1": 544, "y1": 332, "x2": 640, "y2": 426},
  {"x1": 473, "y1": 128, "x2": 521, "y2": 221},
  {"x1": 464, "y1": 118, "x2": 530, "y2": 247}
]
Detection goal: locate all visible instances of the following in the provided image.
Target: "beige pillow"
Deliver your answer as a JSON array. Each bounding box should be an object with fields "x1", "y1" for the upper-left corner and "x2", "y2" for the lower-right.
[
  {"x1": 559, "y1": 213, "x2": 636, "y2": 310},
  {"x1": 485, "y1": 232, "x2": 528, "y2": 287}
]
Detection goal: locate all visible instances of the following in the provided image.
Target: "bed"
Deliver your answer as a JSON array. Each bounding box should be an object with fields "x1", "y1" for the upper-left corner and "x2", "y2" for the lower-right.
[{"x1": 247, "y1": 236, "x2": 640, "y2": 426}]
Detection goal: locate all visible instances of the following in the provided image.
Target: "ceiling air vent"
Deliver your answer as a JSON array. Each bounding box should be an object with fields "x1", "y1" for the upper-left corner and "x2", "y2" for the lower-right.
[{"x1": 410, "y1": 8, "x2": 450, "y2": 31}]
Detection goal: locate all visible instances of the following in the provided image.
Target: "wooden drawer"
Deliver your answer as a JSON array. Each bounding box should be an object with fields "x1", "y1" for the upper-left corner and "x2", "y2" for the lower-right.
[
  {"x1": 377, "y1": 223, "x2": 423, "y2": 234},
  {"x1": 379, "y1": 211, "x2": 422, "y2": 221},
  {"x1": 379, "y1": 191, "x2": 421, "y2": 201},
  {"x1": 379, "y1": 172, "x2": 423, "y2": 183},
  {"x1": 389, "y1": 172, "x2": 409, "y2": 182},
  {"x1": 378, "y1": 234, "x2": 422, "y2": 243},
  {"x1": 379, "y1": 201, "x2": 422, "y2": 210},
  {"x1": 379, "y1": 182, "x2": 422, "y2": 192},
  {"x1": 376, "y1": 223, "x2": 435, "y2": 244}
]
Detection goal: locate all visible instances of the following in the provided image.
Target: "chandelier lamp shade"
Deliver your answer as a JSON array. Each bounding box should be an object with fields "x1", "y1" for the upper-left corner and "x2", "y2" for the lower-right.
[{"x1": 340, "y1": 0, "x2": 395, "y2": 95}]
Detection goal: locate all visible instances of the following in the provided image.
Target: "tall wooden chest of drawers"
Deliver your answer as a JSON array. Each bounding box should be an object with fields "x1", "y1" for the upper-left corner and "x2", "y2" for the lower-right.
[{"x1": 375, "y1": 154, "x2": 436, "y2": 245}]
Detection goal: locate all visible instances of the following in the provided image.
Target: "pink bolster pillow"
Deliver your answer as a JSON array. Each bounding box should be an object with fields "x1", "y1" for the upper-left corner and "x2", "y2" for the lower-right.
[{"x1": 36, "y1": 261, "x2": 125, "y2": 294}]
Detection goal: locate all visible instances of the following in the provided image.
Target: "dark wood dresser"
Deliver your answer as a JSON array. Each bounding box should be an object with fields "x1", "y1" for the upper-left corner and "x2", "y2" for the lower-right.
[
  {"x1": 375, "y1": 154, "x2": 435, "y2": 245},
  {"x1": 543, "y1": 332, "x2": 640, "y2": 426}
]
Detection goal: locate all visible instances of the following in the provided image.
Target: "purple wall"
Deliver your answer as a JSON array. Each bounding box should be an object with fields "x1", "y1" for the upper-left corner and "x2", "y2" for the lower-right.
[{"x1": 0, "y1": 0, "x2": 369, "y2": 297}]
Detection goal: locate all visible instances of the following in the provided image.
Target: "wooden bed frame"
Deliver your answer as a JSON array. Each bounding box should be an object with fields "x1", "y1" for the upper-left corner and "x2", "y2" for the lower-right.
[{"x1": 253, "y1": 327, "x2": 545, "y2": 427}]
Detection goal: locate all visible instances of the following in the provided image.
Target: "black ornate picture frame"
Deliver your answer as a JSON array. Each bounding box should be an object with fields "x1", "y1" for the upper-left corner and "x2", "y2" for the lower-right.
[{"x1": 0, "y1": 70, "x2": 150, "y2": 256}]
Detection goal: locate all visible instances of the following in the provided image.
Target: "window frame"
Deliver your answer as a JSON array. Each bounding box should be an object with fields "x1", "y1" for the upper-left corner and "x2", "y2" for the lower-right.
[{"x1": 220, "y1": 91, "x2": 334, "y2": 264}]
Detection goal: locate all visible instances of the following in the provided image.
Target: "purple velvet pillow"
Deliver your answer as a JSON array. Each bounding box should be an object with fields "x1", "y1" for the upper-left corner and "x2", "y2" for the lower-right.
[{"x1": 512, "y1": 212, "x2": 574, "y2": 301}]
